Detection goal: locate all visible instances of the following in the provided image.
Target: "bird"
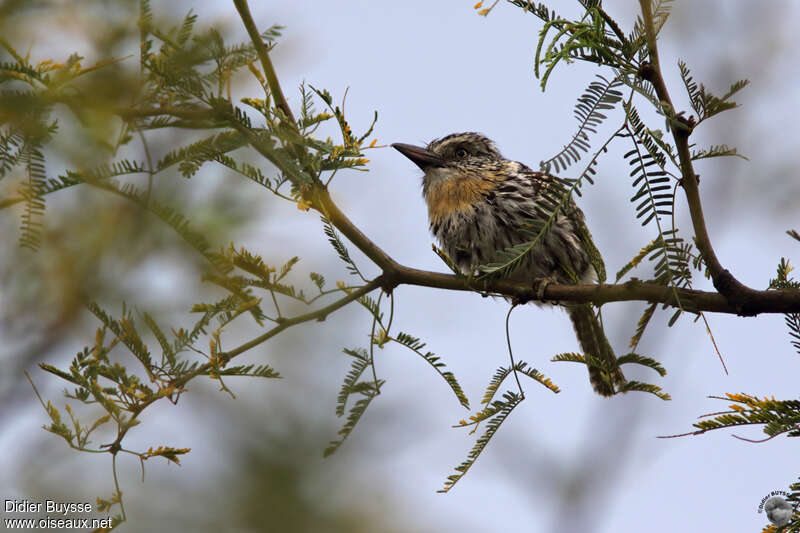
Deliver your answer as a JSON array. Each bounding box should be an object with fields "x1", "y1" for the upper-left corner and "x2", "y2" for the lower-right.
[{"x1": 392, "y1": 132, "x2": 625, "y2": 396}]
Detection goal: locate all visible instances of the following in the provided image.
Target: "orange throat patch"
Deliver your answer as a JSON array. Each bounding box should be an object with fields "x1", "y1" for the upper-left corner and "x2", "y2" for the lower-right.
[{"x1": 425, "y1": 174, "x2": 498, "y2": 225}]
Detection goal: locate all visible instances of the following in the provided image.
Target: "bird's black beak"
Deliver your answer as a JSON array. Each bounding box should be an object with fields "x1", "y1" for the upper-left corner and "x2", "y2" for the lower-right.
[{"x1": 391, "y1": 143, "x2": 444, "y2": 170}]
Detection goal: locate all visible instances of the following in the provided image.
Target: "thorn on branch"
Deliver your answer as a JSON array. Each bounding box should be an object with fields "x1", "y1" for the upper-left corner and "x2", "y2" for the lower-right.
[
  {"x1": 622, "y1": 277, "x2": 644, "y2": 292},
  {"x1": 102, "y1": 441, "x2": 122, "y2": 455},
  {"x1": 670, "y1": 111, "x2": 694, "y2": 136},
  {"x1": 377, "y1": 273, "x2": 398, "y2": 295},
  {"x1": 638, "y1": 61, "x2": 655, "y2": 83},
  {"x1": 678, "y1": 173, "x2": 700, "y2": 189}
]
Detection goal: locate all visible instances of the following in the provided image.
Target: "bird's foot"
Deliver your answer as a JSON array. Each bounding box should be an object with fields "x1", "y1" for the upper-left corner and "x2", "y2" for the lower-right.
[{"x1": 532, "y1": 276, "x2": 557, "y2": 303}]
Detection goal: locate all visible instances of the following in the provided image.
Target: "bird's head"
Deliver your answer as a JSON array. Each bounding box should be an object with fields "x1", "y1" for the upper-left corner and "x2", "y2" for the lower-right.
[{"x1": 392, "y1": 132, "x2": 502, "y2": 187}]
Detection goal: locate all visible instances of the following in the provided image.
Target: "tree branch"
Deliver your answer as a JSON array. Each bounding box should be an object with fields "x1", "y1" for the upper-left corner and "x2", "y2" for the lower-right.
[
  {"x1": 214, "y1": 277, "x2": 384, "y2": 363},
  {"x1": 314, "y1": 187, "x2": 400, "y2": 274},
  {"x1": 232, "y1": 0, "x2": 295, "y2": 123},
  {"x1": 387, "y1": 267, "x2": 800, "y2": 315},
  {"x1": 637, "y1": 0, "x2": 755, "y2": 313}
]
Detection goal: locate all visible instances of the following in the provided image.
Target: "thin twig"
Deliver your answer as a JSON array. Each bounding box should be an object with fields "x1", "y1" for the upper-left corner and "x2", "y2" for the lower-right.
[
  {"x1": 505, "y1": 304, "x2": 524, "y2": 398},
  {"x1": 112, "y1": 453, "x2": 127, "y2": 521},
  {"x1": 215, "y1": 278, "x2": 383, "y2": 363},
  {"x1": 368, "y1": 290, "x2": 383, "y2": 394}
]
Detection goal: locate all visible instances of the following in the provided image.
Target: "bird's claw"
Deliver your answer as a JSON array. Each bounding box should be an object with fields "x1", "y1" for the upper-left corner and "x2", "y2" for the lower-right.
[{"x1": 533, "y1": 277, "x2": 553, "y2": 302}]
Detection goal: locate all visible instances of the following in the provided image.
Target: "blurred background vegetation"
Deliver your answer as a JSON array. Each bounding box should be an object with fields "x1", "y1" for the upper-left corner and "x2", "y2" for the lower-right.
[{"x1": 0, "y1": 1, "x2": 412, "y2": 531}]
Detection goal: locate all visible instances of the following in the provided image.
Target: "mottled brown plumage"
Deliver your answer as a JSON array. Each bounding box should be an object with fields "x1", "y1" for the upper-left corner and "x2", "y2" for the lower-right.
[{"x1": 393, "y1": 132, "x2": 624, "y2": 396}]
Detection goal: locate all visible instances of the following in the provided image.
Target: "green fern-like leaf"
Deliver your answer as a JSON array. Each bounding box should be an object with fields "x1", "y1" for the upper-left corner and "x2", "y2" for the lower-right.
[
  {"x1": 175, "y1": 10, "x2": 198, "y2": 47},
  {"x1": 768, "y1": 258, "x2": 800, "y2": 356},
  {"x1": 507, "y1": 1, "x2": 557, "y2": 22},
  {"x1": 224, "y1": 246, "x2": 271, "y2": 280},
  {"x1": 157, "y1": 130, "x2": 247, "y2": 178},
  {"x1": 39, "y1": 363, "x2": 82, "y2": 386},
  {"x1": 678, "y1": 60, "x2": 704, "y2": 118},
  {"x1": 621, "y1": 104, "x2": 695, "y2": 304},
  {"x1": 324, "y1": 379, "x2": 382, "y2": 457},
  {"x1": 0, "y1": 128, "x2": 25, "y2": 178},
  {"x1": 702, "y1": 78, "x2": 749, "y2": 120},
  {"x1": 141, "y1": 311, "x2": 177, "y2": 369},
  {"x1": 480, "y1": 362, "x2": 560, "y2": 407},
  {"x1": 335, "y1": 347, "x2": 370, "y2": 417},
  {"x1": 393, "y1": 332, "x2": 469, "y2": 409},
  {"x1": 786, "y1": 312, "x2": 800, "y2": 357},
  {"x1": 540, "y1": 74, "x2": 623, "y2": 173},
  {"x1": 551, "y1": 351, "x2": 614, "y2": 372},
  {"x1": 616, "y1": 352, "x2": 667, "y2": 376},
  {"x1": 321, "y1": 216, "x2": 364, "y2": 280},
  {"x1": 616, "y1": 380, "x2": 671, "y2": 400},
  {"x1": 276, "y1": 256, "x2": 300, "y2": 281},
  {"x1": 622, "y1": 105, "x2": 672, "y2": 228},
  {"x1": 682, "y1": 393, "x2": 800, "y2": 440},
  {"x1": 691, "y1": 144, "x2": 748, "y2": 161},
  {"x1": 0, "y1": 159, "x2": 148, "y2": 212},
  {"x1": 210, "y1": 364, "x2": 281, "y2": 379},
  {"x1": 515, "y1": 361, "x2": 560, "y2": 393},
  {"x1": 531, "y1": 2, "x2": 640, "y2": 90},
  {"x1": 213, "y1": 153, "x2": 285, "y2": 192},
  {"x1": 678, "y1": 60, "x2": 749, "y2": 122},
  {"x1": 18, "y1": 143, "x2": 47, "y2": 250},
  {"x1": 644, "y1": 231, "x2": 693, "y2": 290},
  {"x1": 183, "y1": 294, "x2": 243, "y2": 352},
  {"x1": 440, "y1": 391, "x2": 523, "y2": 493},
  {"x1": 616, "y1": 238, "x2": 663, "y2": 282},
  {"x1": 630, "y1": 302, "x2": 656, "y2": 350},
  {"x1": 651, "y1": 0, "x2": 674, "y2": 34},
  {"x1": 357, "y1": 294, "x2": 382, "y2": 321},
  {"x1": 87, "y1": 303, "x2": 153, "y2": 372},
  {"x1": 309, "y1": 272, "x2": 326, "y2": 291}
]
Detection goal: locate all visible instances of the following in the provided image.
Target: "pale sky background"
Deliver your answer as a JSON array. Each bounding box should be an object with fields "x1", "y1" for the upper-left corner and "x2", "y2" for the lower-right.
[{"x1": 2, "y1": 1, "x2": 800, "y2": 532}]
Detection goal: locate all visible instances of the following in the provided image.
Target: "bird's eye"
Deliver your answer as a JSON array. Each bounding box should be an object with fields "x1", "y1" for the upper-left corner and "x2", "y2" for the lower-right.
[{"x1": 455, "y1": 148, "x2": 468, "y2": 158}]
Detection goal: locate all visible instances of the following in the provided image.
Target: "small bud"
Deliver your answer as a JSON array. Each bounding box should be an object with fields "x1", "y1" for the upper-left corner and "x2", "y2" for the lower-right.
[{"x1": 247, "y1": 62, "x2": 266, "y2": 85}]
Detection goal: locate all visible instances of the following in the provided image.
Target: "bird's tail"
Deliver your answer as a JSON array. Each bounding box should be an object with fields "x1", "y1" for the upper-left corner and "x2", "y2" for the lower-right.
[{"x1": 565, "y1": 304, "x2": 625, "y2": 396}]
